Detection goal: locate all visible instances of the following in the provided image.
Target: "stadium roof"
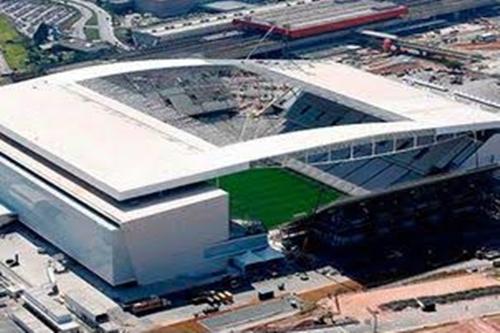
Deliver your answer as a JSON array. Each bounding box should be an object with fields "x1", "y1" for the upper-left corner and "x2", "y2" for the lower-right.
[{"x1": 0, "y1": 59, "x2": 499, "y2": 201}]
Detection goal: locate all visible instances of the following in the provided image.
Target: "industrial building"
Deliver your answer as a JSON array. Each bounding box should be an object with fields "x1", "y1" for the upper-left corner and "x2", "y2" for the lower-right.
[
  {"x1": 132, "y1": 0, "x2": 410, "y2": 47},
  {"x1": 233, "y1": 1, "x2": 408, "y2": 39},
  {"x1": 131, "y1": 0, "x2": 499, "y2": 50},
  {"x1": 0, "y1": 59, "x2": 499, "y2": 291},
  {"x1": 134, "y1": 0, "x2": 199, "y2": 17},
  {"x1": 107, "y1": 0, "x2": 134, "y2": 13},
  {"x1": 397, "y1": 0, "x2": 498, "y2": 20}
]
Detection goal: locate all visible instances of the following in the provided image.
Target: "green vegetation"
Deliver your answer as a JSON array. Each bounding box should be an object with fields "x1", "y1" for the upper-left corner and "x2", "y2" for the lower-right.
[
  {"x1": 215, "y1": 168, "x2": 343, "y2": 229},
  {"x1": 87, "y1": 12, "x2": 98, "y2": 26},
  {"x1": 84, "y1": 10, "x2": 99, "y2": 41},
  {"x1": 114, "y1": 27, "x2": 133, "y2": 46},
  {"x1": 441, "y1": 58, "x2": 463, "y2": 69},
  {"x1": 84, "y1": 26, "x2": 100, "y2": 41},
  {"x1": 0, "y1": 15, "x2": 29, "y2": 71},
  {"x1": 0, "y1": 11, "x2": 100, "y2": 75}
]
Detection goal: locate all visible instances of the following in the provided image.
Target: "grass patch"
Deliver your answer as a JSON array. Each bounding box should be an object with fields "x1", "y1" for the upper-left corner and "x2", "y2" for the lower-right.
[
  {"x1": 86, "y1": 12, "x2": 98, "y2": 26},
  {"x1": 114, "y1": 27, "x2": 132, "y2": 45},
  {"x1": 215, "y1": 168, "x2": 342, "y2": 229},
  {"x1": 84, "y1": 26, "x2": 100, "y2": 41},
  {"x1": 0, "y1": 15, "x2": 29, "y2": 71}
]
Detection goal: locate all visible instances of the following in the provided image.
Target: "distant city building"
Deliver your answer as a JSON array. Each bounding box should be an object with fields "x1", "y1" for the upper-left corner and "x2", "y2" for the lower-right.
[
  {"x1": 107, "y1": 0, "x2": 134, "y2": 13},
  {"x1": 201, "y1": 1, "x2": 254, "y2": 13},
  {"x1": 135, "y1": 0, "x2": 198, "y2": 17}
]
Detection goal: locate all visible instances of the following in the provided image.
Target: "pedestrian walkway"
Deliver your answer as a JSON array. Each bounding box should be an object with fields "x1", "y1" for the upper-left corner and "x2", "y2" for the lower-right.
[{"x1": 0, "y1": 51, "x2": 12, "y2": 75}]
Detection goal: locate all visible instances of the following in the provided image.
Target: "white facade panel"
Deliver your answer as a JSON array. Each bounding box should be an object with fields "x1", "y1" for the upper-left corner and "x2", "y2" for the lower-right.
[
  {"x1": 0, "y1": 151, "x2": 232, "y2": 287},
  {"x1": 122, "y1": 189, "x2": 229, "y2": 285},
  {"x1": 2, "y1": 59, "x2": 499, "y2": 290},
  {"x1": 0, "y1": 154, "x2": 134, "y2": 285}
]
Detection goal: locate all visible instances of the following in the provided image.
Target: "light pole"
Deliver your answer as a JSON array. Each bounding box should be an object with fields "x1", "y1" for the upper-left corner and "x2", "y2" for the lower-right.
[{"x1": 367, "y1": 307, "x2": 379, "y2": 333}]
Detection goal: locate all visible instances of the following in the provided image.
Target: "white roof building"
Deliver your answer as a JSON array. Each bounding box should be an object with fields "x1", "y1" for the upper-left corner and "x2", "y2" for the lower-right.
[
  {"x1": 0, "y1": 59, "x2": 498, "y2": 287},
  {"x1": 0, "y1": 59, "x2": 498, "y2": 202}
]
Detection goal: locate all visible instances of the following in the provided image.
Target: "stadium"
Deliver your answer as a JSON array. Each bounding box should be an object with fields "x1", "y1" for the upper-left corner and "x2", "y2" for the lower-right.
[{"x1": 0, "y1": 58, "x2": 499, "y2": 291}]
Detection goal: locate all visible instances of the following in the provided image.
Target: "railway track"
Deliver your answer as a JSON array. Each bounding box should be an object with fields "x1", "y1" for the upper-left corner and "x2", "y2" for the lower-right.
[{"x1": 116, "y1": 32, "x2": 283, "y2": 60}]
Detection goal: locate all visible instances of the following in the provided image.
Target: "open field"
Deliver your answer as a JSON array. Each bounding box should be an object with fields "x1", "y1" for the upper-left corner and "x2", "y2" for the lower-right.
[
  {"x1": 300, "y1": 280, "x2": 363, "y2": 303},
  {"x1": 0, "y1": 15, "x2": 29, "y2": 71},
  {"x1": 215, "y1": 168, "x2": 342, "y2": 229}
]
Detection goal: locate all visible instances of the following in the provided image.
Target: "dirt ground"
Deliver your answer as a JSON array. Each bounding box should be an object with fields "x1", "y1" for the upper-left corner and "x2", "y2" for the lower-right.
[
  {"x1": 452, "y1": 41, "x2": 500, "y2": 51},
  {"x1": 319, "y1": 273, "x2": 500, "y2": 321},
  {"x1": 148, "y1": 319, "x2": 208, "y2": 333},
  {"x1": 299, "y1": 279, "x2": 363, "y2": 303},
  {"x1": 408, "y1": 314, "x2": 500, "y2": 333},
  {"x1": 147, "y1": 273, "x2": 499, "y2": 332}
]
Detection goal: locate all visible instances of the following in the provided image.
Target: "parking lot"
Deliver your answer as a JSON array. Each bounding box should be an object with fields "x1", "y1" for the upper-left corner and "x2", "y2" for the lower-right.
[{"x1": 0, "y1": 0, "x2": 76, "y2": 37}]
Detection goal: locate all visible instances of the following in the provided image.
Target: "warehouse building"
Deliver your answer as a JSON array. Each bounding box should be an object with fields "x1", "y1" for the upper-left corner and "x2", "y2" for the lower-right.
[{"x1": 134, "y1": 0, "x2": 199, "y2": 17}]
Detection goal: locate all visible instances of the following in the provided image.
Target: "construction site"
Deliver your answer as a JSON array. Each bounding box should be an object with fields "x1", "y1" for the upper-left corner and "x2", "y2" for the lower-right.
[
  {"x1": 0, "y1": 58, "x2": 498, "y2": 332},
  {"x1": 128, "y1": 1, "x2": 500, "y2": 332},
  {"x1": 0, "y1": 0, "x2": 500, "y2": 333}
]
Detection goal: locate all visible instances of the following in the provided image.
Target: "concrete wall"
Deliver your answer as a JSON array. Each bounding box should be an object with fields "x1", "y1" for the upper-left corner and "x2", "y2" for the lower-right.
[
  {"x1": 121, "y1": 189, "x2": 229, "y2": 285},
  {"x1": 0, "y1": 153, "x2": 232, "y2": 287},
  {"x1": 0, "y1": 155, "x2": 134, "y2": 285}
]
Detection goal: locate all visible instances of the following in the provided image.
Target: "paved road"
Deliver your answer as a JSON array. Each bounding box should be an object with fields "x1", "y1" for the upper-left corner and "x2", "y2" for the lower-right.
[
  {"x1": 63, "y1": 0, "x2": 130, "y2": 50},
  {"x1": 0, "y1": 51, "x2": 12, "y2": 75},
  {"x1": 61, "y1": 0, "x2": 93, "y2": 40}
]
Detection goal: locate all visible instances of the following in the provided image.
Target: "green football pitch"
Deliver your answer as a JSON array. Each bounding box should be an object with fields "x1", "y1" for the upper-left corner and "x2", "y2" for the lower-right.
[{"x1": 214, "y1": 168, "x2": 343, "y2": 229}]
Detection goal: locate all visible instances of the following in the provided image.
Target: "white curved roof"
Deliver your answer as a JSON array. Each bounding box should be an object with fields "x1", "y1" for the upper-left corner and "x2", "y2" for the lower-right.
[{"x1": 0, "y1": 59, "x2": 498, "y2": 201}]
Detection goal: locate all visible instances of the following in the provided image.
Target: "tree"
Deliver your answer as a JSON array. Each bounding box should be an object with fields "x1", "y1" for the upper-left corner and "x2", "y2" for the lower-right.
[{"x1": 33, "y1": 23, "x2": 51, "y2": 45}]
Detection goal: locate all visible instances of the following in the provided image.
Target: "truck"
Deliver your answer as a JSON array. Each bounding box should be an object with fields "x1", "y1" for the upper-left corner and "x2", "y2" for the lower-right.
[{"x1": 129, "y1": 296, "x2": 171, "y2": 315}]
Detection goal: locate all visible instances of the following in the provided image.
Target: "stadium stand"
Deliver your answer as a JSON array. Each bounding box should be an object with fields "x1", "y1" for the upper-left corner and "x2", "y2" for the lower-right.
[
  {"x1": 81, "y1": 66, "x2": 484, "y2": 194},
  {"x1": 81, "y1": 67, "x2": 385, "y2": 146},
  {"x1": 308, "y1": 137, "x2": 482, "y2": 192}
]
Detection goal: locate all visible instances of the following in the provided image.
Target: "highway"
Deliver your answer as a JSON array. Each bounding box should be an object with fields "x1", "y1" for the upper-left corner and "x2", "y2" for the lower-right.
[
  {"x1": 64, "y1": 0, "x2": 130, "y2": 50},
  {"x1": 59, "y1": 0, "x2": 93, "y2": 40}
]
